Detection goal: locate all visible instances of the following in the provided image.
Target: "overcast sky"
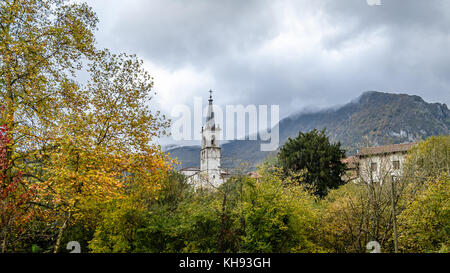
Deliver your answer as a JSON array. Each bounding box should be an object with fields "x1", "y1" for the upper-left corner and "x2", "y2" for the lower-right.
[{"x1": 84, "y1": 0, "x2": 450, "y2": 144}]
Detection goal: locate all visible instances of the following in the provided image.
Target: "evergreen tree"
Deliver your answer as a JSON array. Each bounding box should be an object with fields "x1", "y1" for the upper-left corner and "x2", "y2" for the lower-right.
[{"x1": 278, "y1": 129, "x2": 346, "y2": 197}]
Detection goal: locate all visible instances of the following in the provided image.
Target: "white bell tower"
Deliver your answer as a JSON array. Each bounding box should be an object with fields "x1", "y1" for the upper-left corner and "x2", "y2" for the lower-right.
[{"x1": 200, "y1": 90, "x2": 223, "y2": 186}]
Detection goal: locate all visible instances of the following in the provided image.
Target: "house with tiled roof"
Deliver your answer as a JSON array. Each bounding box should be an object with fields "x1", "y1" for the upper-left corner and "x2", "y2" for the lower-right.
[{"x1": 356, "y1": 142, "x2": 417, "y2": 183}]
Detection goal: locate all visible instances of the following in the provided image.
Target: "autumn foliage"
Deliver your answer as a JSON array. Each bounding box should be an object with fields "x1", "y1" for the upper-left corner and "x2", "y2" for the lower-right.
[
  {"x1": 0, "y1": 0, "x2": 448, "y2": 254},
  {"x1": 0, "y1": 125, "x2": 36, "y2": 252},
  {"x1": 0, "y1": 0, "x2": 172, "y2": 252}
]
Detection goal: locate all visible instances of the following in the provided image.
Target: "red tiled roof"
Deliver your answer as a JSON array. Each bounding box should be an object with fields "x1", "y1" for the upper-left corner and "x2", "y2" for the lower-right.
[
  {"x1": 342, "y1": 156, "x2": 358, "y2": 164},
  {"x1": 342, "y1": 156, "x2": 358, "y2": 169},
  {"x1": 357, "y1": 142, "x2": 416, "y2": 157}
]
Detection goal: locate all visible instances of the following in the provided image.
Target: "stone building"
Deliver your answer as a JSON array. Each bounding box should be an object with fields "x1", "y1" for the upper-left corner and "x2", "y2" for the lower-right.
[
  {"x1": 180, "y1": 91, "x2": 229, "y2": 188},
  {"x1": 356, "y1": 142, "x2": 416, "y2": 183}
]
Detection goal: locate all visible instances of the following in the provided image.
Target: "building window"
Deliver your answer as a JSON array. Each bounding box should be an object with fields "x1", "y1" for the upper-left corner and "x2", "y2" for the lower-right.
[
  {"x1": 393, "y1": 160, "x2": 400, "y2": 170},
  {"x1": 371, "y1": 162, "x2": 377, "y2": 172}
]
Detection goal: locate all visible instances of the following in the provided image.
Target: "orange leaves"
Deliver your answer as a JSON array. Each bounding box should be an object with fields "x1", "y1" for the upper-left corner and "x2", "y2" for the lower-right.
[
  {"x1": 0, "y1": 127, "x2": 37, "y2": 240},
  {"x1": 1, "y1": 0, "x2": 173, "y2": 251}
]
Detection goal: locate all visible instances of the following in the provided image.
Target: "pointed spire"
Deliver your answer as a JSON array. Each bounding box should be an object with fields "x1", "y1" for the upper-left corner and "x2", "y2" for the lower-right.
[{"x1": 205, "y1": 90, "x2": 215, "y2": 130}]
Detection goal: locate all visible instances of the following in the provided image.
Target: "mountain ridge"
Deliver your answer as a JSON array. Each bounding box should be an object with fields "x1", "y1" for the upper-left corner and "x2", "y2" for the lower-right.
[{"x1": 168, "y1": 91, "x2": 450, "y2": 170}]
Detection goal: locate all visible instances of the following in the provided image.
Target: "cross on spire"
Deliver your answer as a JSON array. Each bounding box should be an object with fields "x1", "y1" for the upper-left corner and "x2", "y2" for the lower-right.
[{"x1": 206, "y1": 89, "x2": 215, "y2": 129}]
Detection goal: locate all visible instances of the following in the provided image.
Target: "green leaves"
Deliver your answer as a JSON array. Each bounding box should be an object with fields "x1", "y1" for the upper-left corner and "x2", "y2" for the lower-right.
[
  {"x1": 403, "y1": 135, "x2": 450, "y2": 184},
  {"x1": 278, "y1": 129, "x2": 346, "y2": 197},
  {"x1": 239, "y1": 172, "x2": 320, "y2": 253},
  {"x1": 88, "y1": 168, "x2": 322, "y2": 253},
  {"x1": 397, "y1": 174, "x2": 449, "y2": 253}
]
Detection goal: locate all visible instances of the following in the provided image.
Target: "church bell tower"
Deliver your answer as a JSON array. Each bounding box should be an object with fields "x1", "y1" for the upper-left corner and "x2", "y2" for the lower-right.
[{"x1": 200, "y1": 90, "x2": 222, "y2": 185}]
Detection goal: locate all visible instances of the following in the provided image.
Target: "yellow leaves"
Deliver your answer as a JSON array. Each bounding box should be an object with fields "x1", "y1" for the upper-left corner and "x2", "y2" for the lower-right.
[
  {"x1": 396, "y1": 174, "x2": 450, "y2": 252},
  {"x1": 0, "y1": 0, "x2": 176, "y2": 251},
  {"x1": 39, "y1": 133, "x2": 172, "y2": 222}
]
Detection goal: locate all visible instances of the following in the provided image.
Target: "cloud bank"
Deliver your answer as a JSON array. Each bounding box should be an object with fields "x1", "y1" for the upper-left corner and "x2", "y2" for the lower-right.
[{"x1": 85, "y1": 0, "x2": 450, "y2": 143}]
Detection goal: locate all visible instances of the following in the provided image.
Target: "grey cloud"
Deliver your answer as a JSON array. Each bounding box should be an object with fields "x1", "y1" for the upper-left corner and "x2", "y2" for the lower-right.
[
  {"x1": 323, "y1": 0, "x2": 450, "y2": 31},
  {"x1": 102, "y1": 0, "x2": 278, "y2": 68},
  {"x1": 87, "y1": 0, "x2": 450, "y2": 121}
]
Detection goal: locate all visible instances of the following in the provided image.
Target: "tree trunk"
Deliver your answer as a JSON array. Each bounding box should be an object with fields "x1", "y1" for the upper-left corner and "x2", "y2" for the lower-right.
[
  {"x1": 1, "y1": 231, "x2": 7, "y2": 253},
  {"x1": 54, "y1": 211, "x2": 71, "y2": 253},
  {"x1": 391, "y1": 177, "x2": 398, "y2": 253},
  {"x1": 218, "y1": 193, "x2": 227, "y2": 252}
]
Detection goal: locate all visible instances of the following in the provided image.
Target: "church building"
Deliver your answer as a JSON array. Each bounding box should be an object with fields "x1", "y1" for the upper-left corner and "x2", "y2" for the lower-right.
[{"x1": 180, "y1": 91, "x2": 229, "y2": 188}]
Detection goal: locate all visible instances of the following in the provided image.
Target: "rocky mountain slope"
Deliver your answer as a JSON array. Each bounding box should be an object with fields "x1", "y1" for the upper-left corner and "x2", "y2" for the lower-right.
[{"x1": 168, "y1": 91, "x2": 450, "y2": 170}]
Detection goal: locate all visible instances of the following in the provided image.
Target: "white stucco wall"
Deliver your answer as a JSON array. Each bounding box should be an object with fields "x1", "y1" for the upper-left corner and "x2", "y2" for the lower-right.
[{"x1": 358, "y1": 152, "x2": 407, "y2": 184}]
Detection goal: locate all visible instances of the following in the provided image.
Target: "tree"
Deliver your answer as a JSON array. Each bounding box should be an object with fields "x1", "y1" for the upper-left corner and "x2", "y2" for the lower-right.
[
  {"x1": 0, "y1": 0, "x2": 98, "y2": 252},
  {"x1": 0, "y1": 0, "x2": 172, "y2": 252},
  {"x1": 403, "y1": 135, "x2": 450, "y2": 184},
  {"x1": 319, "y1": 179, "x2": 407, "y2": 253},
  {"x1": 319, "y1": 136, "x2": 450, "y2": 253},
  {"x1": 88, "y1": 199, "x2": 150, "y2": 253},
  {"x1": 396, "y1": 136, "x2": 450, "y2": 253},
  {"x1": 319, "y1": 182, "x2": 368, "y2": 253},
  {"x1": 170, "y1": 165, "x2": 321, "y2": 253},
  {"x1": 89, "y1": 172, "x2": 190, "y2": 253},
  {"x1": 0, "y1": 125, "x2": 36, "y2": 252},
  {"x1": 40, "y1": 50, "x2": 172, "y2": 252},
  {"x1": 239, "y1": 165, "x2": 321, "y2": 252},
  {"x1": 278, "y1": 129, "x2": 346, "y2": 197},
  {"x1": 398, "y1": 174, "x2": 449, "y2": 253}
]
